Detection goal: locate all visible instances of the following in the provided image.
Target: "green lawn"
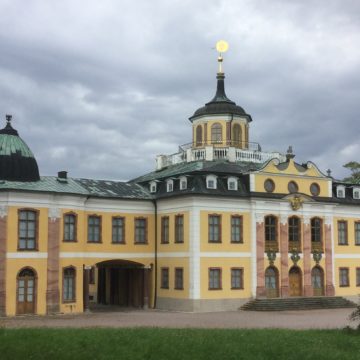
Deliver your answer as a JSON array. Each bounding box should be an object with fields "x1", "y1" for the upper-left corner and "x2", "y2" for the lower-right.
[{"x1": 1, "y1": 328, "x2": 360, "y2": 360}]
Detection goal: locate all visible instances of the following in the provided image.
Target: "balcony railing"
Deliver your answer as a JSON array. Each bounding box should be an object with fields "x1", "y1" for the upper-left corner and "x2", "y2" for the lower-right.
[
  {"x1": 180, "y1": 140, "x2": 261, "y2": 151},
  {"x1": 311, "y1": 241, "x2": 324, "y2": 253},
  {"x1": 265, "y1": 240, "x2": 279, "y2": 253},
  {"x1": 156, "y1": 142, "x2": 286, "y2": 170},
  {"x1": 289, "y1": 241, "x2": 302, "y2": 253}
]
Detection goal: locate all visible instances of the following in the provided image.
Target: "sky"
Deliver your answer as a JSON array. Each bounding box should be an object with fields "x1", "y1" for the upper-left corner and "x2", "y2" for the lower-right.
[{"x1": 0, "y1": 0, "x2": 359, "y2": 181}]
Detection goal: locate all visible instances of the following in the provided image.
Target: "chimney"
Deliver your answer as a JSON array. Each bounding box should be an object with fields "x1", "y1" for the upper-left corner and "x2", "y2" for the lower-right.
[{"x1": 58, "y1": 171, "x2": 68, "y2": 179}]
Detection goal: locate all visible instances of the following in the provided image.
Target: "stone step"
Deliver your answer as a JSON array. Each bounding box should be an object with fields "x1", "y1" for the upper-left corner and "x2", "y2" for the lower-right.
[{"x1": 240, "y1": 296, "x2": 357, "y2": 311}]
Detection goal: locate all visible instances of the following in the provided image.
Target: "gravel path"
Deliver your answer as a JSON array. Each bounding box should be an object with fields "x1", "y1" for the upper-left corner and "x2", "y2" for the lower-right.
[{"x1": 0, "y1": 308, "x2": 355, "y2": 329}]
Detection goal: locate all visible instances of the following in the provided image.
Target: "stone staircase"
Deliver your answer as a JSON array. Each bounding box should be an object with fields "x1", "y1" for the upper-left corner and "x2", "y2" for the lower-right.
[{"x1": 240, "y1": 296, "x2": 357, "y2": 311}]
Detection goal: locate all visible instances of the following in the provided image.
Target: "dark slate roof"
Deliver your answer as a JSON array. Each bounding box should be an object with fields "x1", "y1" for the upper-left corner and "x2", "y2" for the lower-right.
[
  {"x1": 331, "y1": 181, "x2": 360, "y2": 205},
  {"x1": 189, "y1": 73, "x2": 252, "y2": 122},
  {"x1": 0, "y1": 176, "x2": 152, "y2": 200},
  {"x1": 131, "y1": 160, "x2": 263, "y2": 183},
  {"x1": 0, "y1": 118, "x2": 40, "y2": 182}
]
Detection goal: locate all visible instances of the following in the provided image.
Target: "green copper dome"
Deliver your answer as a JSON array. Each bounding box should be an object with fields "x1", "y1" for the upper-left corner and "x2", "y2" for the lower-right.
[{"x1": 0, "y1": 115, "x2": 40, "y2": 182}]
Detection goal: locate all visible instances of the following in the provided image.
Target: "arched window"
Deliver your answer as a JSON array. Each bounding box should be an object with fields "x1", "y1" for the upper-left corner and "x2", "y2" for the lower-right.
[
  {"x1": 265, "y1": 215, "x2": 277, "y2": 242},
  {"x1": 265, "y1": 266, "x2": 279, "y2": 298},
  {"x1": 311, "y1": 266, "x2": 324, "y2": 296},
  {"x1": 311, "y1": 218, "x2": 322, "y2": 242},
  {"x1": 17, "y1": 267, "x2": 37, "y2": 315},
  {"x1": 232, "y1": 123, "x2": 242, "y2": 147},
  {"x1": 63, "y1": 267, "x2": 76, "y2": 302},
  {"x1": 211, "y1": 123, "x2": 222, "y2": 144},
  {"x1": 288, "y1": 217, "x2": 301, "y2": 243},
  {"x1": 196, "y1": 125, "x2": 203, "y2": 146}
]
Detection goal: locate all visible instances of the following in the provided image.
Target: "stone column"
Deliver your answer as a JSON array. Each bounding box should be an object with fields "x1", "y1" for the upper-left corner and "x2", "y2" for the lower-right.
[
  {"x1": 280, "y1": 215, "x2": 289, "y2": 297},
  {"x1": 256, "y1": 214, "x2": 266, "y2": 297},
  {"x1": 303, "y1": 216, "x2": 312, "y2": 297},
  {"x1": 83, "y1": 267, "x2": 91, "y2": 312},
  {"x1": 143, "y1": 267, "x2": 151, "y2": 309},
  {"x1": 46, "y1": 208, "x2": 60, "y2": 314},
  {"x1": 0, "y1": 206, "x2": 7, "y2": 316},
  {"x1": 325, "y1": 217, "x2": 335, "y2": 296}
]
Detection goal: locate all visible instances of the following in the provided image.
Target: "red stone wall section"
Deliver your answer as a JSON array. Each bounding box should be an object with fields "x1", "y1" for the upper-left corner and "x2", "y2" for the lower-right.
[
  {"x1": 325, "y1": 220, "x2": 335, "y2": 296},
  {"x1": 256, "y1": 218, "x2": 266, "y2": 297},
  {"x1": 303, "y1": 219, "x2": 312, "y2": 296},
  {"x1": 280, "y1": 219, "x2": 289, "y2": 297},
  {"x1": 0, "y1": 212, "x2": 7, "y2": 316},
  {"x1": 46, "y1": 210, "x2": 60, "y2": 314}
]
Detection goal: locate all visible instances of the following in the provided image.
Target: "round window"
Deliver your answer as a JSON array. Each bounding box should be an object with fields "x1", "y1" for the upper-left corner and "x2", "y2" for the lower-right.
[
  {"x1": 310, "y1": 183, "x2": 320, "y2": 196},
  {"x1": 264, "y1": 179, "x2": 275, "y2": 193},
  {"x1": 288, "y1": 181, "x2": 299, "y2": 193}
]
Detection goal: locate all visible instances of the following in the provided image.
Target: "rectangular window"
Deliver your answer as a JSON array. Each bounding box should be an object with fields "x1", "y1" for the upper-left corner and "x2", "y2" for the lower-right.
[
  {"x1": 135, "y1": 218, "x2": 147, "y2": 244},
  {"x1": 208, "y1": 215, "x2": 221, "y2": 243},
  {"x1": 265, "y1": 216, "x2": 277, "y2": 242},
  {"x1": 209, "y1": 268, "x2": 222, "y2": 290},
  {"x1": 63, "y1": 267, "x2": 76, "y2": 302},
  {"x1": 18, "y1": 210, "x2": 37, "y2": 250},
  {"x1": 88, "y1": 215, "x2": 101, "y2": 243},
  {"x1": 231, "y1": 215, "x2": 243, "y2": 243},
  {"x1": 339, "y1": 267, "x2": 349, "y2": 287},
  {"x1": 175, "y1": 215, "x2": 184, "y2": 244},
  {"x1": 174, "y1": 268, "x2": 184, "y2": 290},
  {"x1": 355, "y1": 222, "x2": 360, "y2": 245},
  {"x1": 288, "y1": 217, "x2": 301, "y2": 242},
  {"x1": 89, "y1": 267, "x2": 95, "y2": 285},
  {"x1": 231, "y1": 268, "x2": 244, "y2": 289},
  {"x1": 161, "y1": 216, "x2": 169, "y2": 244},
  {"x1": 63, "y1": 213, "x2": 76, "y2": 242},
  {"x1": 357, "y1": 268, "x2": 360, "y2": 287},
  {"x1": 112, "y1": 217, "x2": 125, "y2": 243},
  {"x1": 338, "y1": 221, "x2": 348, "y2": 245},
  {"x1": 161, "y1": 268, "x2": 169, "y2": 289}
]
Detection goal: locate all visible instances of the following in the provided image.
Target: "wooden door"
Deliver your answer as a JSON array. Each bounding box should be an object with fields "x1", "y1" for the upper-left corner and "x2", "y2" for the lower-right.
[
  {"x1": 289, "y1": 267, "x2": 302, "y2": 297},
  {"x1": 265, "y1": 267, "x2": 279, "y2": 298},
  {"x1": 17, "y1": 269, "x2": 36, "y2": 314}
]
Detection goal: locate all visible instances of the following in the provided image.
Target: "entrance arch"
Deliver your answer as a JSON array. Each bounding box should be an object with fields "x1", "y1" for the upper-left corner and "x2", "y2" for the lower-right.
[
  {"x1": 311, "y1": 266, "x2": 324, "y2": 296},
  {"x1": 265, "y1": 266, "x2": 279, "y2": 298},
  {"x1": 289, "y1": 266, "x2": 302, "y2": 297},
  {"x1": 96, "y1": 260, "x2": 150, "y2": 308},
  {"x1": 17, "y1": 267, "x2": 37, "y2": 315}
]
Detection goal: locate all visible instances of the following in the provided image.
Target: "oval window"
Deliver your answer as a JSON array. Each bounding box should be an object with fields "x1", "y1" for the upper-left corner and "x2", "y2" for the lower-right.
[
  {"x1": 288, "y1": 181, "x2": 299, "y2": 193},
  {"x1": 310, "y1": 183, "x2": 320, "y2": 196},
  {"x1": 264, "y1": 179, "x2": 275, "y2": 193}
]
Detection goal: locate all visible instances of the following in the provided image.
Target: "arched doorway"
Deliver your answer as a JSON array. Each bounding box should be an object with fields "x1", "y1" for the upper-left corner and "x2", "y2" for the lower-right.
[
  {"x1": 312, "y1": 266, "x2": 324, "y2": 296},
  {"x1": 265, "y1": 266, "x2": 279, "y2": 298},
  {"x1": 96, "y1": 260, "x2": 149, "y2": 308},
  {"x1": 289, "y1": 266, "x2": 302, "y2": 297},
  {"x1": 17, "y1": 267, "x2": 37, "y2": 314}
]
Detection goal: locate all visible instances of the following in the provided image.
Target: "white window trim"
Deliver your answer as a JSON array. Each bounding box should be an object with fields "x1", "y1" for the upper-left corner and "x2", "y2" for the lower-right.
[
  {"x1": 166, "y1": 179, "x2": 174, "y2": 192},
  {"x1": 179, "y1": 176, "x2": 187, "y2": 190},
  {"x1": 353, "y1": 187, "x2": 360, "y2": 200},
  {"x1": 227, "y1": 176, "x2": 238, "y2": 191},
  {"x1": 206, "y1": 175, "x2": 217, "y2": 189},
  {"x1": 336, "y1": 185, "x2": 345, "y2": 198}
]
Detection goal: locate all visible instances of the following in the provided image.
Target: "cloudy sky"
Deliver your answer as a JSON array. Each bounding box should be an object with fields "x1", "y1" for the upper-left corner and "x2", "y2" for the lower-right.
[{"x1": 0, "y1": 0, "x2": 359, "y2": 181}]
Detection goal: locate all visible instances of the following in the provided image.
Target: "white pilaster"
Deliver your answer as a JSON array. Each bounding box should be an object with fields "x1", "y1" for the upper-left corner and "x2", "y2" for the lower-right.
[{"x1": 189, "y1": 206, "x2": 201, "y2": 299}]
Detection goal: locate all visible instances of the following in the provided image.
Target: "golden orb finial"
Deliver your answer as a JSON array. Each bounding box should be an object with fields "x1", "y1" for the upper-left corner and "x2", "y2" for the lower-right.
[{"x1": 215, "y1": 40, "x2": 229, "y2": 73}]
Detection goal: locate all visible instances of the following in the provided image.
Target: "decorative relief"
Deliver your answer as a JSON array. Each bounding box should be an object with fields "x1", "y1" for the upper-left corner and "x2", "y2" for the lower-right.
[
  {"x1": 290, "y1": 250, "x2": 300, "y2": 265},
  {"x1": 0, "y1": 205, "x2": 8, "y2": 218},
  {"x1": 303, "y1": 215, "x2": 310, "y2": 225},
  {"x1": 266, "y1": 250, "x2": 276, "y2": 265},
  {"x1": 325, "y1": 216, "x2": 332, "y2": 226},
  {"x1": 255, "y1": 213, "x2": 264, "y2": 224},
  {"x1": 280, "y1": 214, "x2": 288, "y2": 225},
  {"x1": 290, "y1": 195, "x2": 303, "y2": 211},
  {"x1": 312, "y1": 251, "x2": 322, "y2": 264},
  {"x1": 48, "y1": 207, "x2": 60, "y2": 220}
]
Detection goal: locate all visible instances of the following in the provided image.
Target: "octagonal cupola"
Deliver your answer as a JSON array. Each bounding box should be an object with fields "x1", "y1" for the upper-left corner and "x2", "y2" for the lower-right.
[{"x1": 0, "y1": 115, "x2": 40, "y2": 181}]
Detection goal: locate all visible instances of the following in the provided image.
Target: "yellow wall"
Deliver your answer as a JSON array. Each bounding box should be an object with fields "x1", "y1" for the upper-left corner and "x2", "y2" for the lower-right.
[
  {"x1": 334, "y1": 217, "x2": 360, "y2": 253},
  {"x1": 200, "y1": 257, "x2": 252, "y2": 299},
  {"x1": 157, "y1": 211, "x2": 189, "y2": 253},
  {"x1": 334, "y1": 259, "x2": 360, "y2": 296},
  {"x1": 200, "y1": 211, "x2": 251, "y2": 252},
  {"x1": 157, "y1": 258, "x2": 189, "y2": 299}
]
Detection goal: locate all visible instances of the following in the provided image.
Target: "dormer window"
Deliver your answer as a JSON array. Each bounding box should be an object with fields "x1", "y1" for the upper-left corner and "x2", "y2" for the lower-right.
[
  {"x1": 354, "y1": 188, "x2": 360, "y2": 200},
  {"x1": 337, "y1": 185, "x2": 345, "y2": 198},
  {"x1": 227, "y1": 177, "x2": 238, "y2": 191},
  {"x1": 150, "y1": 181, "x2": 157, "y2": 193},
  {"x1": 179, "y1": 176, "x2": 187, "y2": 190},
  {"x1": 206, "y1": 175, "x2": 217, "y2": 189},
  {"x1": 166, "y1": 179, "x2": 174, "y2": 192}
]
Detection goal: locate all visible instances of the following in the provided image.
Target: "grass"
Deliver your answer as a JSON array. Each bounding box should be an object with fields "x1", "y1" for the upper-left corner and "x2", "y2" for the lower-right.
[{"x1": 1, "y1": 328, "x2": 360, "y2": 360}]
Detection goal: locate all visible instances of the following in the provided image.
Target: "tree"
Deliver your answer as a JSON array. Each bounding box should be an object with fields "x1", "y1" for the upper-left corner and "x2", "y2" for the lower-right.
[{"x1": 343, "y1": 161, "x2": 360, "y2": 184}]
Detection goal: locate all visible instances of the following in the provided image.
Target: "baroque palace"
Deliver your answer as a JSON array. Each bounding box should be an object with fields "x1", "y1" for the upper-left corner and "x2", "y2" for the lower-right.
[{"x1": 0, "y1": 46, "x2": 360, "y2": 316}]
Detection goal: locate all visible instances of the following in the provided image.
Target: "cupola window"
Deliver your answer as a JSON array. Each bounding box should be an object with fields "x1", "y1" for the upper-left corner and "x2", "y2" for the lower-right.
[
  {"x1": 196, "y1": 125, "x2": 203, "y2": 146},
  {"x1": 211, "y1": 123, "x2": 222, "y2": 144},
  {"x1": 232, "y1": 123, "x2": 242, "y2": 147},
  {"x1": 179, "y1": 176, "x2": 187, "y2": 190},
  {"x1": 166, "y1": 179, "x2": 174, "y2": 192},
  {"x1": 227, "y1": 177, "x2": 238, "y2": 191},
  {"x1": 149, "y1": 181, "x2": 157, "y2": 193},
  {"x1": 337, "y1": 185, "x2": 345, "y2": 198},
  {"x1": 206, "y1": 175, "x2": 217, "y2": 189}
]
